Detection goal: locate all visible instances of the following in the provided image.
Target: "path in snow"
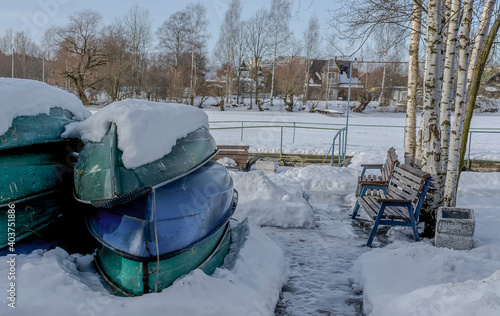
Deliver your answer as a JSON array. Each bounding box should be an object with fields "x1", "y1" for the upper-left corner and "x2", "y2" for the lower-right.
[{"x1": 264, "y1": 191, "x2": 386, "y2": 316}]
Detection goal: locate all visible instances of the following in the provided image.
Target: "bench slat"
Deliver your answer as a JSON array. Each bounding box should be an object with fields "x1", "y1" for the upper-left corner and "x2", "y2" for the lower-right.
[{"x1": 352, "y1": 161, "x2": 431, "y2": 246}]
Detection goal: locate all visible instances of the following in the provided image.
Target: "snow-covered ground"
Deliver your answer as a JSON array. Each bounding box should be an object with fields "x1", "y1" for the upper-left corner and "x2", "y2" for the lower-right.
[
  {"x1": 206, "y1": 107, "x2": 500, "y2": 162},
  {"x1": 1, "y1": 106, "x2": 500, "y2": 315}
]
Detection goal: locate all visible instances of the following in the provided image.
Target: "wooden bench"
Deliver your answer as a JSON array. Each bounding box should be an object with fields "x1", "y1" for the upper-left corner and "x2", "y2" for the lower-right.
[
  {"x1": 351, "y1": 163, "x2": 432, "y2": 246},
  {"x1": 211, "y1": 145, "x2": 249, "y2": 170},
  {"x1": 356, "y1": 147, "x2": 399, "y2": 196}
]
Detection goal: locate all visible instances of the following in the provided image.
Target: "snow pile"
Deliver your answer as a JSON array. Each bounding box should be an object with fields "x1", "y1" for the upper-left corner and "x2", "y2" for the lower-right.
[
  {"x1": 0, "y1": 220, "x2": 285, "y2": 316},
  {"x1": 354, "y1": 242, "x2": 500, "y2": 316},
  {"x1": 231, "y1": 170, "x2": 315, "y2": 228},
  {"x1": 269, "y1": 164, "x2": 358, "y2": 193},
  {"x1": 217, "y1": 157, "x2": 238, "y2": 167},
  {"x1": 63, "y1": 99, "x2": 209, "y2": 169},
  {"x1": 354, "y1": 171, "x2": 500, "y2": 316},
  {"x1": 0, "y1": 78, "x2": 90, "y2": 135}
]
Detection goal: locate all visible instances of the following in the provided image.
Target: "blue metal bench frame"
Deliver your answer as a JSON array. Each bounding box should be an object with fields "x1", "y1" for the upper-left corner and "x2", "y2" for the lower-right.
[
  {"x1": 352, "y1": 164, "x2": 432, "y2": 246},
  {"x1": 356, "y1": 147, "x2": 399, "y2": 196}
]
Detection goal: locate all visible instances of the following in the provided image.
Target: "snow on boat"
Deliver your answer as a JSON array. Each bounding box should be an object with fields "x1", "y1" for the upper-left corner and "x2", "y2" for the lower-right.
[
  {"x1": 0, "y1": 78, "x2": 90, "y2": 247},
  {"x1": 68, "y1": 99, "x2": 218, "y2": 204},
  {"x1": 88, "y1": 161, "x2": 237, "y2": 295}
]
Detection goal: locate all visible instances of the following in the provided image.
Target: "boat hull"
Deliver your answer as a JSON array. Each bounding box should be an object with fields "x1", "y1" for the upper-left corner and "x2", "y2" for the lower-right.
[
  {"x1": 95, "y1": 223, "x2": 231, "y2": 296},
  {"x1": 86, "y1": 161, "x2": 236, "y2": 259},
  {"x1": 74, "y1": 125, "x2": 218, "y2": 203},
  {"x1": 0, "y1": 109, "x2": 82, "y2": 246},
  {"x1": 0, "y1": 191, "x2": 73, "y2": 248}
]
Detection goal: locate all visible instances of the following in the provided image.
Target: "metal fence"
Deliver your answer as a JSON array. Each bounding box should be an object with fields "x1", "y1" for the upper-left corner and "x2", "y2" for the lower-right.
[{"x1": 209, "y1": 120, "x2": 500, "y2": 164}]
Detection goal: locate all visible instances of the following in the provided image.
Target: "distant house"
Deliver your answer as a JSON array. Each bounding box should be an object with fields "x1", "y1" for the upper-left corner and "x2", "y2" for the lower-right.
[
  {"x1": 306, "y1": 58, "x2": 363, "y2": 101},
  {"x1": 483, "y1": 72, "x2": 500, "y2": 98}
]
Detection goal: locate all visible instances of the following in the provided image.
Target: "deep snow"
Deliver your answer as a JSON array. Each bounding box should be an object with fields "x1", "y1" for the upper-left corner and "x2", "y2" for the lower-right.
[
  {"x1": 63, "y1": 99, "x2": 209, "y2": 168},
  {"x1": 0, "y1": 78, "x2": 90, "y2": 135},
  {"x1": 1, "y1": 108, "x2": 500, "y2": 316}
]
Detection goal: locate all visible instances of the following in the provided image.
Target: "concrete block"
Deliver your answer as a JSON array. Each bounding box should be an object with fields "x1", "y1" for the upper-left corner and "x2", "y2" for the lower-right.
[
  {"x1": 436, "y1": 207, "x2": 475, "y2": 236},
  {"x1": 255, "y1": 159, "x2": 278, "y2": 174},
  {"x1": 435, "y1": 232, "x2": 474, "y2": 251},
  {"x1": 435, "y1": 207, "x2": 475, "y2": 250}
]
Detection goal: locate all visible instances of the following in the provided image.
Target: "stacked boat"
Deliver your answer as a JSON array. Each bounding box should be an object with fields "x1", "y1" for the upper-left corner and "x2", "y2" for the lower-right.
[
  {"x1": 0, "y1": 78, "x2": 91, "y2": 250},
  {"x1": 71, "y1": 99, "x2": 237, "y2": 296}
]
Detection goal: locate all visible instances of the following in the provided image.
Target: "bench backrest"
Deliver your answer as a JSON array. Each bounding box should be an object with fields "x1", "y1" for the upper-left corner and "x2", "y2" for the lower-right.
[
  {"x1": 381, "y1": 147, "x2": 399, "y2": 181},
  {"x1": 211, "y1": 145, "x2": 249, "y2": 169},
  {"x1": 387, "y1": 164, "x2": 431, "y2": 219}
]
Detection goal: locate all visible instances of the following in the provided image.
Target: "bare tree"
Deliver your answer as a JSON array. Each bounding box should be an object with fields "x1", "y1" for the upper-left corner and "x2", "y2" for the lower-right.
[
  {"x1": 439, "y1": 0, "x2": 462, "y2": 173},
  {"x1": 244, "y1": 8, "x2": 272, "y2": 109},
  {"x1": 55, "y1": 9, "x2": 107, "y2": 105},
  {"x1": 444, "y1": 0, "x2": 473, "y2": 206},
  {"x1": 404, "y1": 1, "x2": 422, "y2": 166},
  {"x1": 157, "y1": 11, "x2": 190, "y2": 68},
  {"x1": 270, "y1": 0, "x2": 292, "y2": 106},
  {"x1": 100, "y1": 20, "x2": 133, "y2": 101},
  {"x1": 276, "y1": 57, "x2": 304, "y2": 111},
  {"x1": 121, "y1": 4, "x2": 152, "y2": 92},
  {"x1": 214, "y1": 0, "x2": 242, "y2": 111},
  {"x1": 303, "y1": 14, "x2": 320, "y2": 105},
  {"x1": 186, "y1": 2, "x2": 209, "y2": 106}
]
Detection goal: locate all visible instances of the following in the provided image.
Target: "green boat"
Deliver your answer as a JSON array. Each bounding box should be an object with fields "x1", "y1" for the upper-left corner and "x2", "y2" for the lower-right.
[
  {"x1": 73, "y1": 123, "x2": 218, "y2": 204},
  {"x1": 0, "y1": 108, "x2": 83, "y2": 247},
  {"x1": 95, "y1": 223, "x2": 231, "y2": 296}
]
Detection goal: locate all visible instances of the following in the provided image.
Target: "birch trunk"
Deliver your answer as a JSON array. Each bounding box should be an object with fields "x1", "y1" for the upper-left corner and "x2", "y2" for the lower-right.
[
  {"x1": 444, "y1": 0, "x2": 473, "y2": 207},
  {"x1": 303, "y1": 60, "x2": 310, "y2": 105},
  {"x1": 466, "y1": 0, "x2": 496, "y2": 94},
  {"x1": 379, "y1": 24, "x2": 391, "y2": 106},
  {"x1": 459, "y1": 12, "x2": 500, "y2": 174},
  {"x1": 405, "y1": 1, "x2": 422, "y2": 166},
  {"x1": 270, "y1": 4, "x2": 280, "y2": 107},
  {"x1": 421, "y1": 0, "x2": 442, "y2": 176},
  {"x1": 439, "y1": 0, "x2": 461, "y2": 172}
]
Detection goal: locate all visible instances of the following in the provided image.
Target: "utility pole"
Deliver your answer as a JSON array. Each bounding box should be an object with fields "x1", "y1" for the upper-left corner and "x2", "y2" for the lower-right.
[
  {"x1": 11, "y1": 43, "x2": 14, "y2": 78},
  {"x1": 42, "y1": 52, "x2": 45, "y2": 83}
]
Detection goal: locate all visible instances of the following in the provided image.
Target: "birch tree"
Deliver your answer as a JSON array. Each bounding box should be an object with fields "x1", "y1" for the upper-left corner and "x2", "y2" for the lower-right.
[
  {"x1": 420, "y1": 0, "x2": 443, "y2": 177},
  {"x1": 466, "y1": 0, "x2": 496, "y2": 93},
  {"x1": 459, "y1": 9, "x2": 500, "y2": 173},
  {"x1": 439, "y1": 0, "x2": 462, "y2": 173},
  {"x1": 404, "y1": 1, "x2": 422, "y2": 166},
  {"x1": 444, "y1": 0, "x2": 473, "y2": 206}
]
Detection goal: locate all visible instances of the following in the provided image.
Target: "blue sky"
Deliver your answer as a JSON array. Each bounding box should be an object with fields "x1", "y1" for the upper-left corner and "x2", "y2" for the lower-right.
[{"x1": 0, "y1": 0, "x2": 338, "y2": 57}]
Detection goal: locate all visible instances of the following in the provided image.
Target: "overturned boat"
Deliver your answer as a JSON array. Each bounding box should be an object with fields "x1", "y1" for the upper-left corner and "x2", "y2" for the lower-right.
[
  {"x1": 88, "y1": 162, "x2": 237, "y2": 296},
  {"x1": 0, "y1": 78, "x2": 90, "y2": 247},
  {"x1": 71, "y1": 100, "x2": 218, "y2": 204}
]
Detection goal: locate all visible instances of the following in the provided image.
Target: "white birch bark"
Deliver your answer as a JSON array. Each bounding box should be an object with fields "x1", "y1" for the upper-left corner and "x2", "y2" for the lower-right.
[
  {"x1": 439, "y1": 0, "x2": 461, "y2": 172},
  {"x1": 379, "y1": 24, "x2": 391, "y2": 106},
  {"x1": 421, "y1": 0, "x2": 442, "y2": 177},
  {"x1": 270, "y1": 4, "x2": 280, "y2": 107},
  {"x1": 466, "y1": 0, "x2": 496, "y2": 93},
  {"x1": 444, "y1": 0, "x2": 473, "y2": 207},
  {"x1": 405, "y1": 1, "x2": 422, "y2": 166}
]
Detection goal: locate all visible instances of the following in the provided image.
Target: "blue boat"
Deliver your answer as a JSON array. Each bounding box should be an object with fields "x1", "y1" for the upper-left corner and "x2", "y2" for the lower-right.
[
  {"x1": 86, "y1": 161, "x2": 236, "y2": 259},
  {"x1": 87, "y1": 162, "x2": 237, "y2": 295}
]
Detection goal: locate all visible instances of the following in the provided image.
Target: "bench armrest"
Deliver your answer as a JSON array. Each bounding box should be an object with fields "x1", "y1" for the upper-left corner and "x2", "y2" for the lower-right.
[
  {"x1": 377, "y1": 198, "x2": 411, "y2": 205},
  {"x1": 360, "y1": 164, "x2": 383, "y2": 176}
]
